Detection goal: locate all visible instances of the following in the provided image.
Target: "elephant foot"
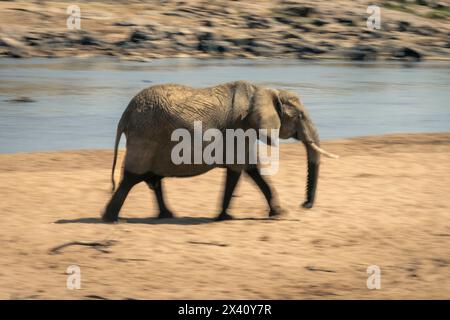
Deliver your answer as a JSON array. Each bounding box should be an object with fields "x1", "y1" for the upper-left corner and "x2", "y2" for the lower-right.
[
  {"x1": 302, "y1": 201, "x2": 314, "y2": 209},
  {"x1": 158, "y1": 209, "x2": 174, "y2": 219},
  {"x1": 216, "y1": 212, "x2": 233, "y2": 221},
  {"x1": 269, "y1": 205, "x2": 286, "y2": 217}
]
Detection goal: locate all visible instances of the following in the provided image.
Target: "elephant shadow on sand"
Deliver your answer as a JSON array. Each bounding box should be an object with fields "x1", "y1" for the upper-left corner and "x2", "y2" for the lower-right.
[{"x1": 54, "y1": 216, "x2": 298, "y2": 225}]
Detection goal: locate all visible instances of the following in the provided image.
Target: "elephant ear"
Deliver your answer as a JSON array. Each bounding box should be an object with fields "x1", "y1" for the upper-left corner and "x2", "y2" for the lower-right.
[{"x1": 249, "y1": 87, "x2": 282, "y2": 132}]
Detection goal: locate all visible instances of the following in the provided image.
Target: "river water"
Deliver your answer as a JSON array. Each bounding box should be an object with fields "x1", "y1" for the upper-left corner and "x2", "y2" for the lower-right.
[{"x1": 0, "y1": 58, "x2": 449, "y2": 153}]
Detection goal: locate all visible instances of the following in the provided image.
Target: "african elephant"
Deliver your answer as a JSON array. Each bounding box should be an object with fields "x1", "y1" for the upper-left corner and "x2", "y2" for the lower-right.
[{"x1": 102, "y1": 81, "x2": 337, "y2": 222}]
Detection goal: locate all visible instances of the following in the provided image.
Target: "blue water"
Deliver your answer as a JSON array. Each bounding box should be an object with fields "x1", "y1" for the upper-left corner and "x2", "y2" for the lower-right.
[{"x1": 0, "y1": 58, "x2": 449, "y2": 153}]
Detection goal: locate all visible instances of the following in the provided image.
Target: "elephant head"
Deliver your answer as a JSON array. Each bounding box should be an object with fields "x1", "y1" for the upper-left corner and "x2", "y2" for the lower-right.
[{"x1": 248, "y1": 86, "x2": 338, "y2": 209}]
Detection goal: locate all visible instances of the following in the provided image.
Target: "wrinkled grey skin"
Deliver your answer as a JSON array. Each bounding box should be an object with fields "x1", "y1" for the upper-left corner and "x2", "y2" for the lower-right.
[{"x1": 102, "y1": 81, "x2": 322, "y2": 222}]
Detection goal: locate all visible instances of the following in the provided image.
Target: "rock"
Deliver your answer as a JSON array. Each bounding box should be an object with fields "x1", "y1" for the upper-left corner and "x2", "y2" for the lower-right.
[
  {"x1": 227, "y1": 37, "x2": 254, "y2": 47},
  {"x1": 22, "y1": 35, "x2": 40, "y2": 46},
  {"x1": 197, "y1": 37, "x2": 230, "y2": 54},
  {"x1": 244, "y1": 15, "x2": 272, "y2": 29},
  {"x1": 335, "y1": 17, "x2": 355, "y2": 26},
  {"x1": 273, "y1": 16, "x2": 294, "y2": 25},
  {"x1": 392, "y1": 47, "x2": 423, "y2": 61},
  {"x1": 318, "y1": 41, "x2": 336, "y2": 50},
  {"x1": 415, "y1": 26, "x2": 439, "y2": 36},
  {"x1": 432, "y1": 2, "x2": 449, "y2": 9},
  {"x1": 280, "y1": 30, "x2": 303, "y2": 40},
  {"x1": 202, "y1": 20, "x2": 214, "y2": 27},
  {"x1": 197, "y1": 31, "x2": 225, "y2": 53},
  {"x1": 398, "y1": 21, "x2": 410, "y2": 32},
  {"x1": 291, "y1": 22, "x2": 311, "y2": 32},
  {"x1": 199, "y1": 31, "x2": 215, "y2": 40},
  {"x1": 114, "y1": 21, "x2": 137, "y2": 27},
  {"x1": 0, "y1": 36, "x2": 24, "y2": 48},
  {"x1": 311, "y1": 19, "x2": 328, "y2": 27},
  {"x1": 282, "y1": 5, "x2": 315, "y2": 17},
  {"x1": 0, "y1": 36, "x2": 30, "y2": 58},
  {"x1": 415, "y1": 0, "x2": 429, "y2": 6},
  {"x1": 79, "y1": 35, "x2": 99, "y2": 46},
  {"x1": 345, "y1": 44, "x2": 378, "y2": 61},
  {"x1": 284, "y1": 42, "x2": 325, "y2": 56},
  {"x1": 243, "y1": 40, "x2": 277, "y2": 56},
  {"x1": 129, "y1": 30, "x2": 149, "y2": 43},
  {"x1": 298, "y1": 45, "x2": 325, "y2": 55}
]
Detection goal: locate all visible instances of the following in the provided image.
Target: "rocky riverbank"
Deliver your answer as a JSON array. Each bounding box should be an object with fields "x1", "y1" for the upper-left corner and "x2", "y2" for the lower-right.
[{"x1": 1, "y1": 0, "x2": 449, "y2": 61}]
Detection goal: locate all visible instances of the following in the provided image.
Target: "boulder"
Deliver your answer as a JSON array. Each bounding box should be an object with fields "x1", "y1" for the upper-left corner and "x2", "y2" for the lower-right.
[
  {"x1": 398, "y1": 21, "x2": 411, "y2": 32},
  {"x1": 335, "y1": 17, "x2": 355, "y2": 26},
  {"x1": 282, "y1": 5, "x2": 315, "y2": 17},
  {"x1": 129, "y1": 30, "x2": 149, "y2": 43},
  {"x1": 345, "y1": 44, "x2": 378, "y2": 61},
  {"x1": 392, "y1": 47, "x2": 423, "y2": 61}
]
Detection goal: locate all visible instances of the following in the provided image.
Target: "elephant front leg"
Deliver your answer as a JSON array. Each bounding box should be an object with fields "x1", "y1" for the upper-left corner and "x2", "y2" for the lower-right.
[
  {"x1": 217, "y1": 168, "x2": 242, "y2": 221},
  {"x1": 245, "y1": 167, "x2": 284, "y2": 217}
]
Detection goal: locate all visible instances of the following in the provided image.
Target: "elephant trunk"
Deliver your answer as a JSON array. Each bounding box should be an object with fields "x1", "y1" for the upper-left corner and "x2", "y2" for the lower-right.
[{"x1": 299, "y1": 117, "x2": 338, "y2": 208}]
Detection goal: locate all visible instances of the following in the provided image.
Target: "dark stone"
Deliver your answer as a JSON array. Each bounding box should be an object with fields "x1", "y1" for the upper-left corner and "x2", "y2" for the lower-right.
[
  {"x1": 114, "y1": 21, "x2": 137, "y2": 27},
  {"x1": 335, "y1": 17, "x2": 355, "y2": 26},
  {"x1": 415, "y1": 26, "x2": 439, "y2": 36},
  {"x1": 284, "y1": 43, "x2": 325, "y2": 56},
  {"x1": 129, "y1": 30, "x2": 149, "y2": 43},
  {"x1": 283, "y1": 6, "x2": 315, "y2": 17},
  {"x1": 311, "y1": 19, "x2": 328, "y2": 26},
  {"x1": 298, "y1": 45, "x2": 325, "y2": 55},
  {"x1": 79, "y1": 35, "x2": 99, "y2": 46},
  {"x1": 197, "y1": 32, "x2": 214, "y2": 42},
  {"x1": 202, "y1": 20, "x2": 214, "y2": 27},
  {"x1": 415, "y1": 0, "x2": 429, "y2": 6},
  {"x1": 273, "y1": 16, "x2": 294, "y2": 25},
  {"x1": 345, "y1": 44, "x2": 378, "y2": 61},
  {"x1": 318, "y1": 41, "x2": 336, "y2": 50},
  {"x1": 245, "y1": 15, "x2": 271, "y2": 29},
  {"x1": 431, "y1": 2, "x2": 449, "y2": 9},
  {"x1": 197, "y1": 39, "x2": 229, "y2": 54},
  {"x1": 22, "y1": 35, "x2": 40, "y2": 46},
  {"x1": 291, "y1": 23, "x2": 311, "y2": 32},
  {"x1": 392, "y1": 47, "x2": 423, "y2": 61},
  {"x1": 398, "y1": 21, "x2": 410, "y2": 32},
  {"x1": 280, "y1": 31, "x2": 303, "y2": 40},
  {"x1": 227, "y1": 37, "x2": 254, "y2": 47}
]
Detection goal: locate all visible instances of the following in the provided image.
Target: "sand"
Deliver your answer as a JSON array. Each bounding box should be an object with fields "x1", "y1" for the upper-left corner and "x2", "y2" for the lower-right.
[{"x1": 0, "y1": 133, "x2": 449, "y2": 299}]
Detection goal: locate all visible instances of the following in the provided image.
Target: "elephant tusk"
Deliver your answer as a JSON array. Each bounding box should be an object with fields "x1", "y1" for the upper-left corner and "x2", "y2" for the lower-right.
[{"x1": 310, "y1": 142, "x2": 339, "y2": 159}]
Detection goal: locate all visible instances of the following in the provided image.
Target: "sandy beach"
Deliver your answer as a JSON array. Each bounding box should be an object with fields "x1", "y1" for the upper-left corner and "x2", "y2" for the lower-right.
[{"x1": 0, "y1": 132, "x2": 449, "y2": 299}]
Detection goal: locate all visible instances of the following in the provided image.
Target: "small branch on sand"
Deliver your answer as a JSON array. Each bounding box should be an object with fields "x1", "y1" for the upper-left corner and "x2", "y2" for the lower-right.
[
  {"x1": 187, "y1": 241, "x2": 229, "y2": 247},
  {"x1": 305, "y1": 266, "x2": 336, "y2": 273},
  {"x1": 49, "y1": 240, "x2": 117, "y2": 255}
]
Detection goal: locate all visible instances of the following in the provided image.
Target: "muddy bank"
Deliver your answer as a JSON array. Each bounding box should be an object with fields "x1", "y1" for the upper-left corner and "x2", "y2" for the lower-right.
[
  {"x1": 0, "y1": 133, "x2": 449, "y2": 299},
  {"x1": 0, "y1": 0, "x2": 449, "y2": 61}
]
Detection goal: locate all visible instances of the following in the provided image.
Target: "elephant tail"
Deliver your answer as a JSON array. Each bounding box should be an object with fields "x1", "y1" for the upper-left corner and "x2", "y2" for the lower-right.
[{"x1": 111, "y1": 116, "x2": 126, "y2": 193}]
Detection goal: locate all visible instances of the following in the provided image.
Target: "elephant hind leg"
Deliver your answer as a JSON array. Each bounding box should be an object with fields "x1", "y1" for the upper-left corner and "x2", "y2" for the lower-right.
[
  {"x1": 102, "y1": 170, "x2": 145, "y2": 222},
  {"x1": 145, "y1": 174, "x2": 174, "y2": 219}
]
